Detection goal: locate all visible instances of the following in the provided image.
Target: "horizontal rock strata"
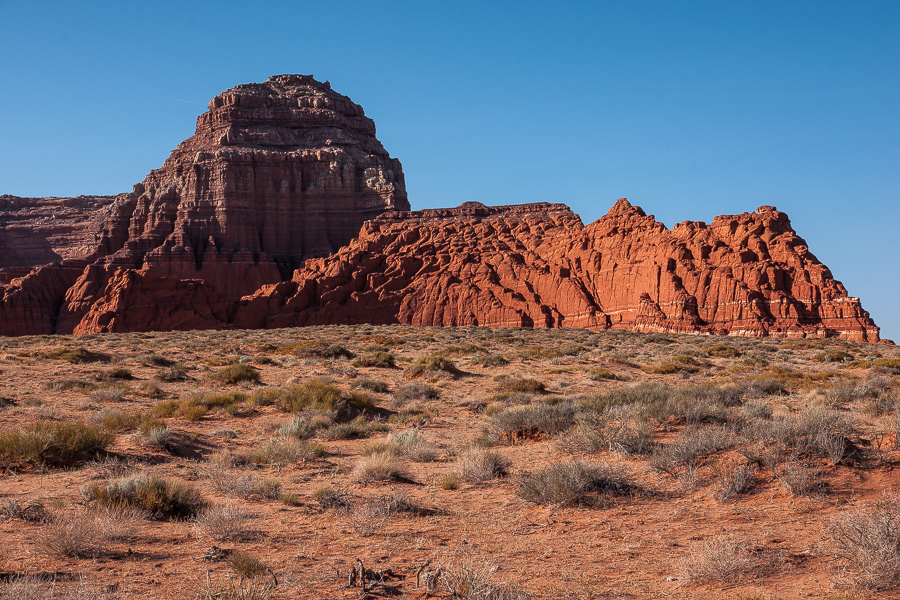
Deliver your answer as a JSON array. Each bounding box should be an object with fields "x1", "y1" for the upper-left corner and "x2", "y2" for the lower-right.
[{"x1": 233, "y1": 199, "x2": 880, "y2": 342}]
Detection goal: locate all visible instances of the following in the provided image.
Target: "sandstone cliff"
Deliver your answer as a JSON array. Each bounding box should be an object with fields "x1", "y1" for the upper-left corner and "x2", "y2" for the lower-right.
[
  {"x1": 0, "y1": 76, "x2": 881, "y2": 341},
  {"x1": 0, "y1": 75, "x2": 408, "y2": 335},
  {"x1": 232, "y1": 200, "x2": 880, "y2": 342}
]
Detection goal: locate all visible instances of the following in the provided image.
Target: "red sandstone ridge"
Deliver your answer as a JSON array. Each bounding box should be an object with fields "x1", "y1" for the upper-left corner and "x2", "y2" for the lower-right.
[
  {"x1": 0, "y1": 75, "x2": 407, "y2": 335},
  {"x1": 233, "y1": 200, "x2": 880, "y2": 342},
  {"x1": 0, "y1": 76, "x2": 881, "y2": 341}
]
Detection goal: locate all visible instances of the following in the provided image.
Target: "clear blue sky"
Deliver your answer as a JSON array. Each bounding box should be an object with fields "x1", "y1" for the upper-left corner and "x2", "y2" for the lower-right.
[{"x1": 2, "y1": 1, "x2": 898, "y2": 340}]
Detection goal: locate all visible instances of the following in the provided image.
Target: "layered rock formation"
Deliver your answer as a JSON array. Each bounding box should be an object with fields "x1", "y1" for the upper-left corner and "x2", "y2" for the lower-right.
[
  {"x1": 0, "y1": 75, "x2": 408, "y2": 335},
  {"x1": 0, "y1": 75, "x2": 881, "y2": 341},
  {"x1": 233, "y1": 200, "x2": 880, "y2": 342}
]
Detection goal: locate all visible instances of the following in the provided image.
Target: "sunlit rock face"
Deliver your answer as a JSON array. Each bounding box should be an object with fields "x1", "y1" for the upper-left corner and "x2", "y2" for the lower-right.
[
  {"x1": 0, "y1": 75, "x2": 408, "y2": 335},
  {"x1": 234, "y1": 199, "x2": 880, "y2": 343}
]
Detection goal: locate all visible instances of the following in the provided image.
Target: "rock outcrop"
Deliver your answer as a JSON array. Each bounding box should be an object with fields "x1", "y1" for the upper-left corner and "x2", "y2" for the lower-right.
[
  {"x1": 0, "y1": 76, "x2": 881, "y2": 341},
  {"x1": 233, "y1": 199, "x2": 880, "y2": 342},
  {"x1": 0, "y1": 75, "x2": 408, "y2": 335}
]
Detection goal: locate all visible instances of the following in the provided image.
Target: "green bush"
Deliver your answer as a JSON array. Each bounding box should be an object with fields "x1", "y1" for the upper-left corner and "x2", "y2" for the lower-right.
[{"x1": 0, "y1": 421, "x2": 114, "y2": 466}]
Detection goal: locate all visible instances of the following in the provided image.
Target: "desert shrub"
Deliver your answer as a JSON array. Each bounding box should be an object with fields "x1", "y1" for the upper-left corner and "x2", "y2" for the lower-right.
[
  {"x1": 324, "y1": 418, "x2": 370, "y2": 440},
  {"x1": 394, "y1": 382, "x2": 440, "y2": 402},
  {"x1": 458, "y1": 447, "x2": 510, "y2": 482},
  {"x1": 312, "y1": 487, "x2": 350, "y2": 510},
  {"x1": 814, "y1": 350, "x2": 854, "y2": 363},
  {"x1": 352, "y1": 351, "x2": 397, "y2": 368},
  {"x1": 89, "y1": 386, "x2": 127, "y2": 402},
  {"x1": 650, "y1": 426, "x2": 733, "y2": 475},
  {"x1": 471, "y1": 354, "x2": 510, "y2": 367},
  {"x1": 678, "y1": 536, "x2": 754, "y2": 583},
  {"x1": 829, "y1": 495, "x2": 900, "y2": 589},
  {"x1": 776, "y1": 458, "x2": 823, "y2": 496},
  {"x1": 193, "y1": 577, "x2": 274, "y2": 600},
  {"x1": 228, "y1": 551, "x2": 268, "y2": 578},
  {"x1": 742, "y1": 406, "x2": 854, "y2": 463},
  {"x1": 194, "y1": 502, "x2": 252, "y2": 541},
  {"x1": 93, "y1": 503, "x2": 148, "y2": 541},
  {"x1": 405, "y1": 354, "x2": 462, "y2": 379},
  {"x1": 276, "y1": 339, "x2": 352, "y2": 359},
  {"x1": 641, "y1": 362, "x2": 679, "y2": 375},
  {"x1": 42, "y1": 347, "x2": 110, "y2": 364},
  {"x1": 440, "y1": 471, "x2": 460, "y2": 490},
  {"x1": 32, "y1": 510, "x2": 107, "y2": 558},
  {"x1": 488, "y1": 403, "x2": 575, "y2": 441},
  {"x1": 254, "y1": 437, "x2": 321, "y2": 466},
  {"x1": 46, "y1": 378, "x2": 96, "y2": 393},
  {"x1": 587, "y1": 367, "x2": 617, "y2": 381},
  {"x1": 153, "y1": 391, "x2": 247, "y2": 421},
  {"x1": 712, "y1": 461, "x2": 756, "y2": 502},
  {"x1": 343, "y1": 498, "x2": 394, "y2": 537},
  {"x1": 745, "y1": 377, "x2": 787, "y2": 397},
  {"x1": 348, "y1": 389, "x2": 378, "y2": 410},
  {"x1": 741, "y1": 400, "x2": 773, "y2": 420},
  {"x1": 144, "y1": 353, "x2": 174, "y2": 367},
  {"x1": 583, "y1": 383, "x2": 672, "y2": 417},
  {"x1": 206, "y1": 363, "x2": 261, "y2": 385},
  {"x1": 557, "y1": 413, "x2": 654, "y2": 456},
  {"x1": 495, "y1": 376, "x2": 546, "y2": 394},
  {"x1": 274, "y1": 380, "x2": 341, "y2": 412},
  {"x1": 99, "y1": 367, "x2": 133, "y2": 381},
  {"x1": 85, "y1": 473, "x2": 204, "y2": 519},
  {"x1": 517, "y1": 460, "x2": 634, "y2": 506},
  {"x1": 99, "y1": 408, "x2": 164, "y2": 434},
  {"x1": 277, "y1": 415, "x2": 316, "y2": 440},
  {"x1": 706, "y1": 344, "x2": 741, "y2": 358},
  {"x1": 392, "y1": 429, "x2": 438, "y2": 462},
  {"x1": 355, "y1": 378, "x2": 390, "y2": 393},
  {"x1": 156, "y1": 362, "x2": 188, "y2": 381},
  {"x1": 442, "y1": 554, "x2": 527, "y2": 600},
  {"x1": 353, "y1": 450, "x2": 407, "y2": 482},
  {"x1": 0, "y1": 420, "x2": 113, "y2": 467}
]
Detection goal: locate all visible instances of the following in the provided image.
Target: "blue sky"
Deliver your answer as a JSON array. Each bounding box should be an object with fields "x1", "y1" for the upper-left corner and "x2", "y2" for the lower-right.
[{"x1": 1, "y1": 1, "x2": 898, "y2": 340}]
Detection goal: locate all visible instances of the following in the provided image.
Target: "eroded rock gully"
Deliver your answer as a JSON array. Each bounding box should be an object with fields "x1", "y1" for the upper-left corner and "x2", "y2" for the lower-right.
[{"x1": 0, "y1": 76, "x2": 881, "y2": 342}]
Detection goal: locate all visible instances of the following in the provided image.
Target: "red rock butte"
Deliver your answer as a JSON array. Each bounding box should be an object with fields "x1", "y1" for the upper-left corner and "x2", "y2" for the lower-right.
[{"x1": 0, "y1": 76, "x2": 882, "y2": 342}]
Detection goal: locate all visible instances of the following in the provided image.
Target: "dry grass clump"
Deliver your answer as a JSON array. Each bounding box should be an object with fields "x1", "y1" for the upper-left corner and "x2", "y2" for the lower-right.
[
  {"x1": 270, "y1": 380, "x2": 341, "y2": 412},
  {"x1": 92, "y1": 503, "x2": 148, "y2": 540},
  {"x1": 394, "y1": 382, "x2": 440, "y2": 403},
  {"x1": 828, "y1": 495, "x2": 900, "y2": 589},
  {"x1": 650, "y1": 426, "x2": 734, "y2": 475},
  {"x1": 488, "y1": 403, "x2": 575, "y2": 442},
  {"x1": 712, "y1": 460, "x2": 756, "y2": 502},
  {"x1": 775, "y1": 457, "x2": 823, "y2": 496},
  {"x1": 354, "y1": 378, "x2": 390, "y2": 393},
  {"x1": 84, "y1": 473, "x2": 205, "y2": 519},
  {"x1": 352, "y1": 351, "x2": 397, "y2": 368},
  {"x1": 194, "y1": 502, "x2": 253, "y2": 541},
  {"x1": 353, "y1": 450, "x2": 407, "y2": 482},
  {"x1": 458, "y1": 447, "x2": 510, "y2": 482},
  {"x1": 556, "y1": 412, "x2": 654, "y2": 455},
  {"x1": 89, "y1": 386, "x2": 127, "y2": 402},
  {"x1": 517, "y1": 460, "x2": 634, "y2": 506},
  {"x1": 405, "y1": 354, "x2": 462, "y2": 379},
  {"x1": 41, "y1": 347, "x2": 110, "y2": 364},
  {"x1": 193, "y1": 576, "x2": 274, "y2": 600},
  {"x1": 253, "y1": 436, "x2": 325, "y2": 466},
  {"x1": 0, "y1": 420, "x2": 114, "y2": 467},
  {"x1": 99, "y1": 408, "x2": 165, "y2": 434},
  {"x1": 741, "y1": 405, "x2": 854, "y2": 464},
  {"x1": 32, "y1": 509, "x2": 108, "y2": 557},
  {"x1": 227, "y1": 551, "x2": 269, "y2": 578},
  {"x1": 678, "y1": 535, "x2": 754, "y2": 583},
  {"x1": 391, "y1": 429, "x2": 438, "y2": 462},
  {"x1": 205, "y1": 363, "x2": 261, "y2": 385},
  {"x1": 152, "y1": 391, "x2": 247, "y2": 421},
  {"x1": 442, "y1": 553, "x2": 529, "y2": 600},
  {"x1": 276, "y1": 339, "x2": 352, "y2": 359},
  {"x1": 494, "y1": 376, "x2": 546, "y2": 394}
]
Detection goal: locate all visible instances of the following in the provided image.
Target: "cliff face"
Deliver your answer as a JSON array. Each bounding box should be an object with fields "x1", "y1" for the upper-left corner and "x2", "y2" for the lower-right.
[
  {"x1": 0, "y1": 74, "x2": 408, "y2": 335},
  {"x1": 232, "y1": 199, "x2": 880, "y2": 342},
  {"x1": 0, "y1": 76, "x2": 881, "y2": 341}
]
